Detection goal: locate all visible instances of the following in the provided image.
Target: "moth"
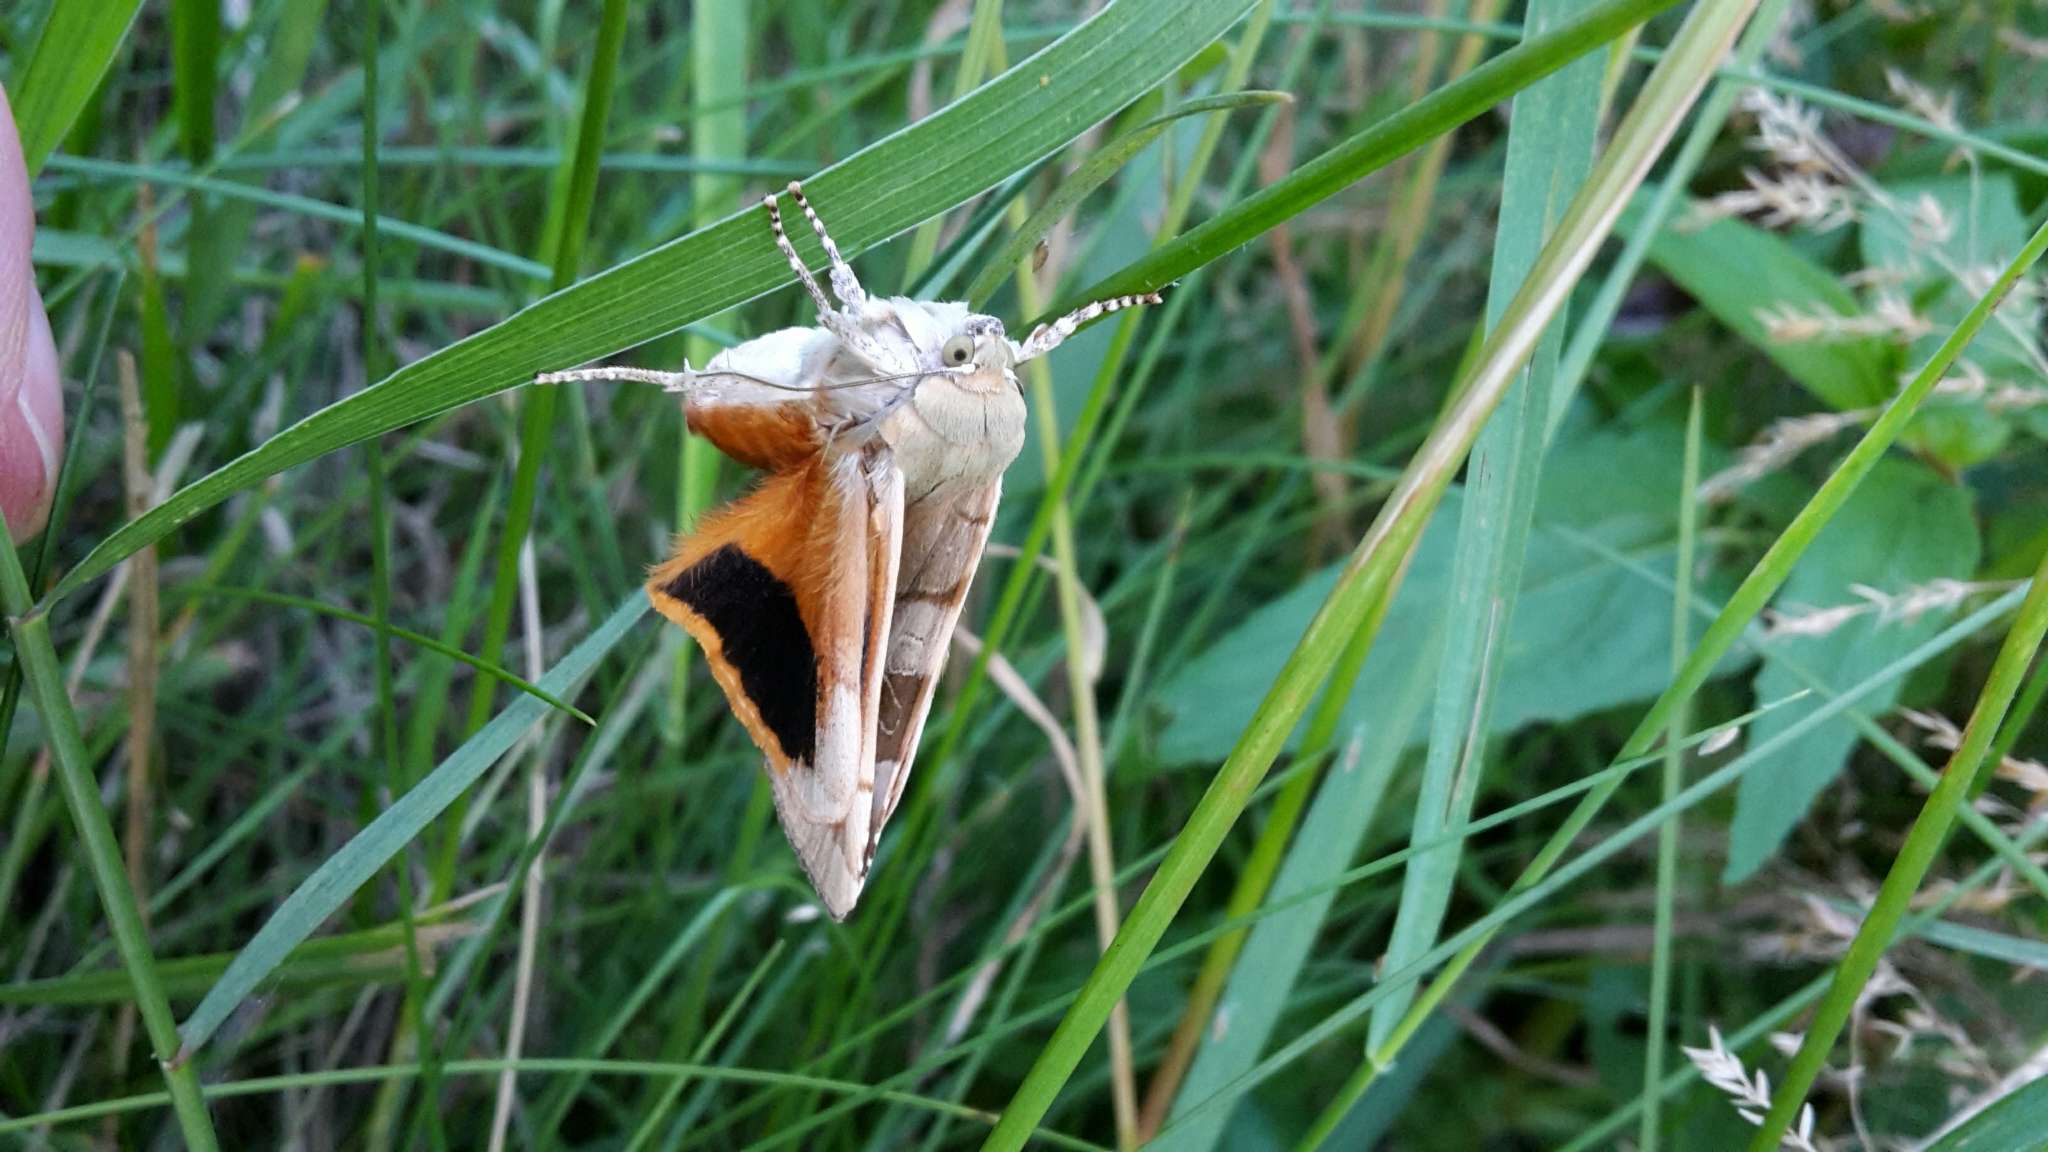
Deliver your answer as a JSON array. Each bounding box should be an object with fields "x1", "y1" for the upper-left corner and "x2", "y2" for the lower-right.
[{"x1": 539, "y1": 183, "x2": 1159, "y2": 918}]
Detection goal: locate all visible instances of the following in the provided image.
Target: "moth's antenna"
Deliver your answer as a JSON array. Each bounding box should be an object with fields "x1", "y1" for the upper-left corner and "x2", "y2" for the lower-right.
[
  {"x1": 535, "y1": 364, "x2": 962, "y2": 395},
  {"x1": 786, "y1": 182, "x2": 868, "y2": 310},
  {"x1": 1010, "y1": 289, "x2": 1167, "y2": 363}
]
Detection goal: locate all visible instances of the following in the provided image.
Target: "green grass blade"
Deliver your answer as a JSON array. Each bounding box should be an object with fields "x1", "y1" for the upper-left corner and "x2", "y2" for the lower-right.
[
  {"x1": 173, "y1": 595, "x2": 648, "y2": 1059},
  {"x1": 961, "y1": 90, "x2": 1289, "y2": 307},
  {"x1": 1746, "y1": 530, "x2": 2048, "y2": 1148},
  {"x1": 0, "y1": 1057, "x2": 1112, "y2": 1151},
  {"x1": 0, "y1": 921, "x2": 465, "y2": 1008},
  {"x1": 1640, "y1": 387, "x2": 1703, "y2": 1151},
  {"x1": 448, "y1": 0, "x2": 631, "y2": 870},
  {"x1": 170, "y1": 587, "x2": 594, "y2": 722},
  {"x1": 1153, "y1": 651, "x2": 1429, "y2": 1152},
  {"x1": 1055, "y1": 0, "x2": 1687, "y2": 317},
  {"x1": 42, "y1": 155, "x2": 551, "y2": 280},
  {"x1": 664, "y1": 0, "x2": 751, "y2": 1065},
  {"x1": 173, "y1": 0, "x2": 224, "y2": 336},
  {"x1": 1359, "y1": 203, "x2": 2048, "y2": 1125},
  {"x1": 0, "y1": 531, "x2": 219, "y2": 1146},
  {"x1": 45, "y1": 0, "x2": 1262, "y2": 610},
  {"x1": 1369, "y1": 0, "x2": 1604, "y2": 1053},
  {"x1": 1162, "y1": 585, "x2": 2028, "y2": 1136},
  {"x1": 358, "y1": 18, "x2": 444, "y2": 1143},
  {"x1": 188, "y1": 0, "x2": 330, "y2": 335},
  {"x1": 980, "y1": 1, "x2": 1736, "y2": 1143},
  {"x1": 5, "y1": 0, "x2": 144, "y2": 177},
  {"x1": 1550, "y1": 0, "x2": 1796, "y2": 431}
]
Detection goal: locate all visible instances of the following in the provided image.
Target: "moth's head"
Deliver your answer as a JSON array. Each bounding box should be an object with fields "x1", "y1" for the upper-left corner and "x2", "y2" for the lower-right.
[{"x1": 934, "y1": 312, "x2": 1017, "y2": 392}]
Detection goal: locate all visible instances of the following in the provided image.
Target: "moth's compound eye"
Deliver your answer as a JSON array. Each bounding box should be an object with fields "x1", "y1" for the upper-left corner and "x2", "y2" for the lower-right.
[{"x1": 942, "y1": 335, "x2": 975, "y2": 367}]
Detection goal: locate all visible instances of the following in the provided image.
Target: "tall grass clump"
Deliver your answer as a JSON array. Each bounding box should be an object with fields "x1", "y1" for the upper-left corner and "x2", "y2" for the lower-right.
[{"x1": 4, "y1": 2, "x2": 2047, "y2": 1148}]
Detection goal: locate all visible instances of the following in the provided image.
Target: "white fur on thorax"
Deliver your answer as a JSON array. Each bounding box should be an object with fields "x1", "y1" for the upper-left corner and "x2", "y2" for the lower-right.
[
  {"x1": 692, "y1": 297, "x2": 1027, "y2": 490},
  {"x1": 861, "y1": 298, "x2": 1026, "y2": 497}
]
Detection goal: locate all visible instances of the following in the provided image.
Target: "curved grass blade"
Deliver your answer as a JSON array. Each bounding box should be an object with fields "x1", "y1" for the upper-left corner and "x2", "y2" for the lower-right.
[
  {"x1": 179, "y1": 589, "x2": 595, "y2": 712},
  {"x1": 981, "y1": 1, "x2": 1752, "y2": 1143},
  {"x1": 173, "y1": 595, "x2": 648, "y2": 1059},
  {"x1": 1156, "y1": 586, "x2": 2029, "y2": 1142},
  {"x1": 0, "y1": 529, "x2": 220, "y2": 1146},
  {"x1": 962, "y1": 90, "x2": 1290, "y2": 306},
  {"x1": 1050, "y1": 0, "x2": 1687, "y2": 317},
  {"x1": 47, "y1": 0, "x2": 1264, "y2": 609},
  {"x1": 7, "y1": 0, "x2": 145, "y2": 177},
  {"x1": 43, "y1": 155, "x2": 551, "y2": 281},
  {"x1": 1369, "y1": 0, "x2": 1604, "y2": 1055},
  {"x1": 1748, "y1": 561, "x2": 2048, "y2": 1147}
]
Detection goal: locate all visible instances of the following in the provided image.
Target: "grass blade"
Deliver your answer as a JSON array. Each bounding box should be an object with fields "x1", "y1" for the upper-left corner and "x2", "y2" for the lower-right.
[
  {"x1": 5, "y1": 0, "x2": 144, "y2": 177},
  {"x1": 961, "y1": 90, "x2": 1289, "y2": 307},
  {"x1": 980, "y1": 1, "x2": 1742, "y2": 1144},
  {"x1": 358, "y1": 23, "x2": 445, "y2": 1141},
  {"x1": 1746, "y1": 513, "x2": 2048, "y2": 1148},
  {"x1": 1368, "y1": 0, "x2": 1604, "y2": 1053},
  {"x1": 173, "y1": 595, "x2": 648, "y2": 1059},
  {"x1": 45, "y1": 0, "x2": 1263, "y2": 609},
  {"x1": 1152, "y1": 641, "x2": 1429, "y2": 1152},
  {"x1": 0, "y1": 528, "x2": 218, "y2": 1146},
  {"x1": 1640, "y1": 387, "x2": 1703, "y2": 1151},
  {"x1": 658, "y1": 0, "x2": 753, "y2": 1092}
]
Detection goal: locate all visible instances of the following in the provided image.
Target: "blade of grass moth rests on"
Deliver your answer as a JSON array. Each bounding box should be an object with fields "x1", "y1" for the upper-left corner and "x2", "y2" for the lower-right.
[{"x1": 538, "y1": 182, "x2": 1162, "y2": 918}]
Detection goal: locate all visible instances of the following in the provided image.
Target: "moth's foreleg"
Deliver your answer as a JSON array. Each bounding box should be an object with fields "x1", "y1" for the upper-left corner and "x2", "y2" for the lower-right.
[
  {"x1": 764, "y1": 187, "x2": 906, "y2": 375},
  {"x1": 786, "y1": 182, "x2": 868, "y2": 311},
  {"x1": 1010, "y1": 290, "x2": 1167, "y2": 363},
  {"x1": 763, "y1": 194, "x2": 838, "y2": 318}
]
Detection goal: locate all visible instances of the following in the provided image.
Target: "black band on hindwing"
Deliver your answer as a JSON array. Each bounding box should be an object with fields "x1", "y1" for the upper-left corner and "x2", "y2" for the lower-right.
[{"x1": 665, "y1": 544, "x2": 818, "y2": 763}]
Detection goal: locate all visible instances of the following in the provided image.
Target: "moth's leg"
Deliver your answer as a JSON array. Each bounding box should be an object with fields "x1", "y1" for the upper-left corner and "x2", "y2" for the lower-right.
[
  {"x1": 535, "y1": 364, "x2": 693, "y2": 392},
  {"x1": 763, "y1": 194, "x2": 838, "y2": 318},
  {"x1": 786, "y1": 182, "x2": 867, "y2": 311},
  {"x1": 764, "y1": 190, "x2": 907, "y2": 375},
  {"x1": 1010, "y1": 290, "x2": 1167, "y2": 363}
]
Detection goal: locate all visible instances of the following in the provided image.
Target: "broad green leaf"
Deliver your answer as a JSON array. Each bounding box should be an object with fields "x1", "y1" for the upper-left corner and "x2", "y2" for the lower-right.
[
  {"x1": 1926, "y1": 1074, "x2": 2048, "y2": 1152},
  {"x1": 1862, "y1": 174, "x2": 2040, "y2": 464},
  {"x1": 5, "y1": 0, "x2": 144, "y2": 177},
  {"x1": 1158, "y1": 419, "x2": 1727, "y2": 764},
  {"x1": 1642, "y1": 207, "x2": 1897, "y2": 410},
  {"x1": 1724, "y1": 459, "x2": 1979, "y2": 881},
  {"x1": 47, "y1": 0, "x2": 1265, "y2": 608},
  {"x1": 175, "y1": 595, "x2": 649, "y2": 1058}
]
